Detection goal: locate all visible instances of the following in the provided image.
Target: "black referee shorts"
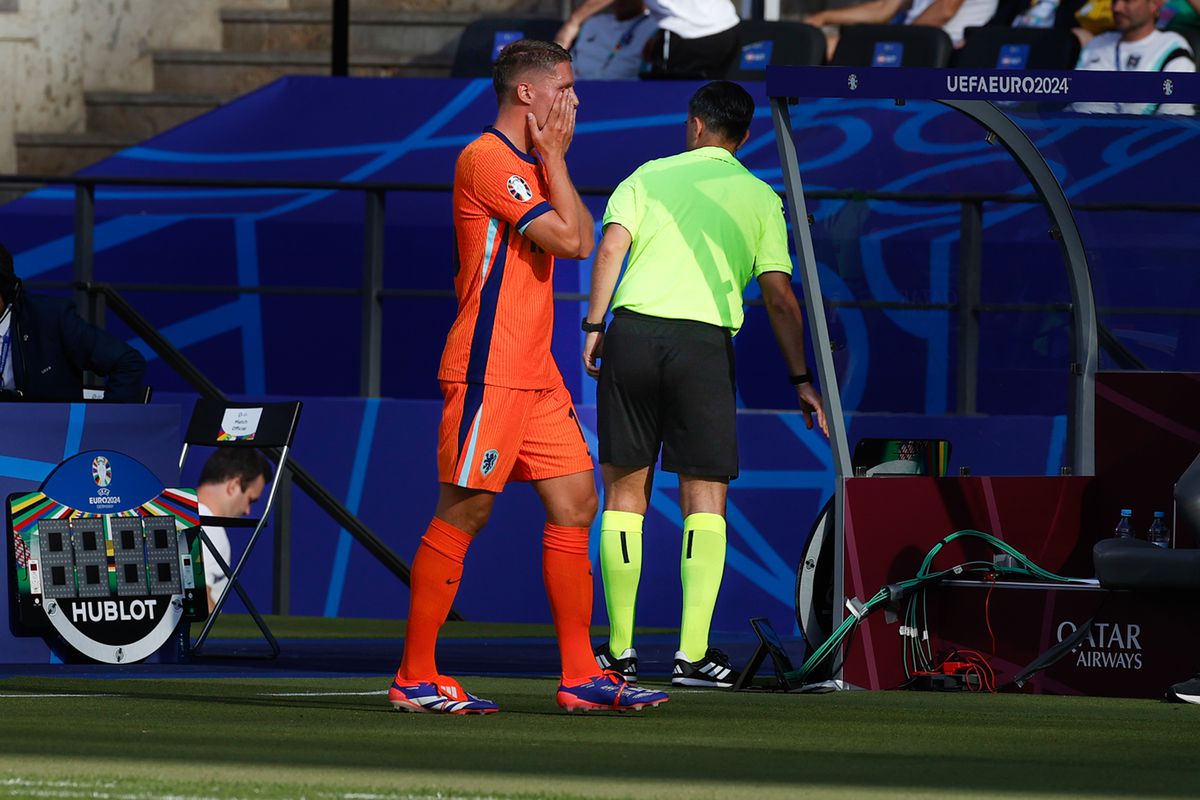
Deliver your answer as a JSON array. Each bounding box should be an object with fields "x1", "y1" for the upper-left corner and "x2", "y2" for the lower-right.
[{"x1": 597, "y1": 309, "x2": 738, "y2": 479}]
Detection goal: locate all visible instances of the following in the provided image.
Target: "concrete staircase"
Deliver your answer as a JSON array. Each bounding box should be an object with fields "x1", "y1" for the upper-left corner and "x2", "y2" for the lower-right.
[{"x1": 15, "y1": 0, "x2": 560, "y2": 177}]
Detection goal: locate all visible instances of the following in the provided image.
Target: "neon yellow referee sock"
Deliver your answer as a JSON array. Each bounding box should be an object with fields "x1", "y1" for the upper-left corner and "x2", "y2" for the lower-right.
[
  {"x1": 679, "y1": 512, "x2": 727, "y2": 663},
  {"x1": 599, "y1": 510, "x2": 644, "y2": 656}
]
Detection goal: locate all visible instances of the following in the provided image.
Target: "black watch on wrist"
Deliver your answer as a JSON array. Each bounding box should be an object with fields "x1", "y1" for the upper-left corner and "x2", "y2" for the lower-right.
[
  {"x1": 789, "y1": 370, "x2": 813, "y2": 386},
  {"x1": 581, "y1": 318, "x2": 606, "y2": 334}
]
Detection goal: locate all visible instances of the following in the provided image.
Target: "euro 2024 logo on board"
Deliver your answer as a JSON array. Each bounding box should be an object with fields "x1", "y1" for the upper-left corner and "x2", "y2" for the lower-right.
[
  {"x1": 507, "y1": 175, "x2": 533, "y2": 202},
  {"x1": 91, "y1": 456, "x2": 112, "y2": 488}
]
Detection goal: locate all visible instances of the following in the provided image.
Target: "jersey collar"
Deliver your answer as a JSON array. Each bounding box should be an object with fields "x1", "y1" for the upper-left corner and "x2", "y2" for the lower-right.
[
  {"x1": 689, "y1": 145, "x2": 740, "y2": 164},
  {"x1": 483, "y1": 126, "x2": 539, "y2": 166}
]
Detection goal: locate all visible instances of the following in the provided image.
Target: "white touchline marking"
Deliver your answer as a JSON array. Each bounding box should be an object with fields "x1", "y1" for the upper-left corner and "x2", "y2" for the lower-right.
[
  {"x1": 257, "y1": 690, "x2": 389, "y2": 697},
  {"x1": 0, "y1": 694, "x2": 120, "y2": 698},
  {"x1": 0, "y1": 778, "x2": 503, "y2": 800}
]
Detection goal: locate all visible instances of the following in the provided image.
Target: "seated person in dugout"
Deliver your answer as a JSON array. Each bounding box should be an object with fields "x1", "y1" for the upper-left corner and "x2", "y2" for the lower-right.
[{"x1": 0, "y1": 243, "x2": 146, "y2": 402}]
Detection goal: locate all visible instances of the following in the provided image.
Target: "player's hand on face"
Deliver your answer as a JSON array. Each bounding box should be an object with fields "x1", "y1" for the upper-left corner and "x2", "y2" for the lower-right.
[
  {"x1": 528, "y1": 89, "x2": 574, "y2": 162},
  {"x1": 797, "y1": 383, "x2": 828, "y2": 438},
  {"x1": 583, "y1": 331, "x2": 604, "y2": 379}
]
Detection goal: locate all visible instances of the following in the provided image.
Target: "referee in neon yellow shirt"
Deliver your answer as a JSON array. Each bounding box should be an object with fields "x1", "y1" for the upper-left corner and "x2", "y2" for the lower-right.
[{"x1": 583, "y1": 80, "x2": 829, "y2": 688}]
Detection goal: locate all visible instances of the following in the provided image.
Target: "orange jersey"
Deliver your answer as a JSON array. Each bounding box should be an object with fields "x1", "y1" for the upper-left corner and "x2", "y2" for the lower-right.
[{"x1": 439, "y1": 127, "x2": 560, "y2": 390}]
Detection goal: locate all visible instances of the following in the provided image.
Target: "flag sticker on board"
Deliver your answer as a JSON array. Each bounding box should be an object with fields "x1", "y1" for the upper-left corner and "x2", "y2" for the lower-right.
[
  {"x1": 872, "y1": 42, "x2": 903, "y2": 67},
  {"x1": 492, "y1": 31, "x2": 523, "y2": 62},
  {"x1": 997, "y1": 44, "x2": 1030, "y2": 69},
  {"x1": 218, "y1": 407, "x2": 263, "y2": 441},
  {"x1": 739, "y1": 40, "x2": 774, "y2": 71}
]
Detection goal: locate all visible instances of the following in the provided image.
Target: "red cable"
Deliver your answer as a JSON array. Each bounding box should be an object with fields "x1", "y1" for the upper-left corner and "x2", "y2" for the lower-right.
[{"x1": 984, "y1": 573, "x2": 998, "y2": 656}]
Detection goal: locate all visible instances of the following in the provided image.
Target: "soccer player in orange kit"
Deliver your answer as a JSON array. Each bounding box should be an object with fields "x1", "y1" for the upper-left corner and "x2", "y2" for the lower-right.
[{"x1": 387, "y1": 39, "x2": 669, "y2": 715}]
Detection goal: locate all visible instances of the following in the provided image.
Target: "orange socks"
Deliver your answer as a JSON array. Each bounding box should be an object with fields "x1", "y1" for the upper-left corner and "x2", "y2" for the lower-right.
[
  {"x1": 397, "y1": 517, "x2": 472, "y2": 682},
  {"x1": 542, "y1": 523, "x2": 597, "y2": 685},
  {"x1": 399, "y1": 519, "x2": 596, "y2": 686}
]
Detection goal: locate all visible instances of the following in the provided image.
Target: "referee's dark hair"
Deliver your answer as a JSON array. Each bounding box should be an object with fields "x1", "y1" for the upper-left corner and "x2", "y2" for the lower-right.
[
  {"x1": 198, "y1": 448, "x2": 273, "y2": 491},
  {"x1": 689, "y1": 81, "x2": 755, "y2": 145},
  {"x1": 493, "y1": 39, "x2": 571, "y2": 102}
]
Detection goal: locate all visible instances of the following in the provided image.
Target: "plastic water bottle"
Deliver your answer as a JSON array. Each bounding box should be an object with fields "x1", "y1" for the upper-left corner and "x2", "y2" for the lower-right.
[
  {"x1": 1114, "y1": 509, "x2": 1134, "y2": 539},
  {"x1": 1148, "y1": 512, "x2": 1171, "y2": 548}
]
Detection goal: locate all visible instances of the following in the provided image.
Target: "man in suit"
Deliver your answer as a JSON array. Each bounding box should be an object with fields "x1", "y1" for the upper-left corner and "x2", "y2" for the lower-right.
[{"x1": 0, "y1": 243, "x2": 145, "y2": 402}]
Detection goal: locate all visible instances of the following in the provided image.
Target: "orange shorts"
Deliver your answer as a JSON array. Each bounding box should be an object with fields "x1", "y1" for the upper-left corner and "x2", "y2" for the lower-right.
[{"x1": 437, "y1": 381, "x2": 594, "y2": 492}]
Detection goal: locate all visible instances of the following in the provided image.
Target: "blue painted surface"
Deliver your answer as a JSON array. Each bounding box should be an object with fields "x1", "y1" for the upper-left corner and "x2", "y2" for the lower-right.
[
  {"x1": 0, "y1": 77, "x2": 1196, "y2": 416},
  {"x1": 160, "y1": 392, "x2": 1066, "y2": 638},
  {"x1": 1, "y1": 77, "x2": 1195, "y2": 641}
]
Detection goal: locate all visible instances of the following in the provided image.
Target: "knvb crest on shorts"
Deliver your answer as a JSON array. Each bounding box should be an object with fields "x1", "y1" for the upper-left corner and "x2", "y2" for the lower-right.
[
  {"x1": 481, "y1": 449, "x2": 499, "y2": 477},
  {"x1": 507, "y1": 175, "x2": 533, "y2": 202},
  {"x1": 92, "y1": 456, "x2": 112, "y2": 487}
]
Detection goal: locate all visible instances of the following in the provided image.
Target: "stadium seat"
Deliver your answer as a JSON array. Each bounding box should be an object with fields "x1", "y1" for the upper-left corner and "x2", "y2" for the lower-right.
[
  {"x1": 451, "y1": 17, "x2": 564, "y2": 78},
  {"x1": 830, "y1": 24, "x2": 954, "y2": 68},
  {"x1": 180, "y1": 398, "x2": 302, "y2": 657},
  {"x1": 954, "y1": 26, "x2": 1081, "y2": 69},
  {"x1": 1165, "y1": 22, "x2": 1200, "y2": 63},
  {"x1": 725, "y1": 20, "x2": 826, "y2": 81}
]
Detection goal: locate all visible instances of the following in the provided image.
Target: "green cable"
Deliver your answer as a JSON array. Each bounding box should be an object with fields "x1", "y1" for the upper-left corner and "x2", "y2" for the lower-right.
[{"x1": 794, "y1": 529, "x2": 1087, "y2": 683}]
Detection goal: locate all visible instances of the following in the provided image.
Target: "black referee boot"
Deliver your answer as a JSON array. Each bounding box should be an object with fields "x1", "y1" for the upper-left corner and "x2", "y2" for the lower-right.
[
  {"x1": 672, "y1": 647, "x2": 740, "y2": 689},
  {"x1": 594, "y1": 642, "x2": 638, "y2": 683}
]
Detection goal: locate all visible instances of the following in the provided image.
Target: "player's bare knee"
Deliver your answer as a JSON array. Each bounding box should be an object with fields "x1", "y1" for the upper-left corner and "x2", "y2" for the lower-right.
[
  {"x1": 577, "y1": 490, "x2": 599, "y2": 526},
  {"x1": 546, "y1": 487, "x2": 597, "y2": 528}
]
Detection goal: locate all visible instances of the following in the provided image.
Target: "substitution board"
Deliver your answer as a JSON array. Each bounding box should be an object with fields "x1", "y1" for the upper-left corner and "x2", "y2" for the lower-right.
[{"x1": 7, "y1": 449, "x2": 208, "y2": 663}]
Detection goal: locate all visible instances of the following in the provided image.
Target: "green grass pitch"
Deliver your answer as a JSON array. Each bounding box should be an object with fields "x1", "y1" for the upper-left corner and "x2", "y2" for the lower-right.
[{"x1": 2, "y1": 673, "x2": 1200, "y2": 800}]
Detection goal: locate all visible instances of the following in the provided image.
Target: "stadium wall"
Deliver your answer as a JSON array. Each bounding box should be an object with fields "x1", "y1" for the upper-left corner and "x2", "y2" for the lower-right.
[{"x1": 1, "y1": 76, "x2": 1196, "y2": 633}]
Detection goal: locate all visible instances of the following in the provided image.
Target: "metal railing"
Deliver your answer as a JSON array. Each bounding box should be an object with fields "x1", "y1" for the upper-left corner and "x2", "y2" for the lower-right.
[
  {"x1": 60, "y1": 278, "x2": 466, "y2": 621},
  {"x1": 3, "y1": 171, "x2": 1179, "y2": 417}
]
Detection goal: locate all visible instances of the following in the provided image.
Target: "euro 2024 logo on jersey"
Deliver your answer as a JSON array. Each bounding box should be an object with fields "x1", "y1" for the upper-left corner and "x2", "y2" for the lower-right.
[
  {"x1": 507, "y1": 175, "x2": 533, "y2": 202},
  {"x1": 91, "y1": 456, "x2": 112, "y2": 488}
]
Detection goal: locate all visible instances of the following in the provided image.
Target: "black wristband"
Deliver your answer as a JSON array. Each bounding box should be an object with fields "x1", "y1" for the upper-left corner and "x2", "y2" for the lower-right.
[
  {"x1": 581, "y1": 318, "x2": 606, "y2": 334},
  {"x1": 789, "y1": 371, "x2": 813, "y2": 386}
]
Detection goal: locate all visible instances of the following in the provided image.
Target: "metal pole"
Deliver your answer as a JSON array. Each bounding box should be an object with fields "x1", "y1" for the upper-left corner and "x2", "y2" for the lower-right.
[
  {"x1": 361, "y1": 189, "x2": 384, "y2": 397},
  {"x1": 331, "y1": 0, "x2": 349, "y2": 77},
  {"x1": 941, "y1": 100, "x2": 1097, "y2": 476},
  {"x1": 956, "y1": 200, "x2": 982, "y2": 416},
  {"x1": 73, "y1": 184, "x2": 94, "y2": 323},
  {"x1": 273, "y1": 465, "x2": 292, "y2": 616},
  {"x1": 771, "y1": 97, "x2": 852, "y2": 680},
  {"x1": 769, "y1": 99, "x2": 853, "y2": 479}
]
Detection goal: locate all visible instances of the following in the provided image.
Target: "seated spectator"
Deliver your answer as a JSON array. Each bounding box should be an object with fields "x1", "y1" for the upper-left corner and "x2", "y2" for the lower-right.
[
  {"x1": 196, "y1": 448, "x2": 273, "y2": 612},
  {"x1": 805, "y1": 0, "x2": 999, "y2": 53},
  {"x1": 986, "y1": 0, "x2": 1088, "y2": 30},
  {"x1": 0, "y1": 243, "x2": 145, "y2": 402},
  {"x1": 1074, "y1": 0, "x2": 1195, "y2": 115},
  {"x1": 557, "y1": 0, "x2": 739, "y2": 79},
  {"x1": 571, "y1": 0, "x2": 659, "y2": 79}
]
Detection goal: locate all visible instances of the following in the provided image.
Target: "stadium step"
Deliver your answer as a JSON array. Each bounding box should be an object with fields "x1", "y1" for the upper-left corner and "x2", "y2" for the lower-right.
[
  {"x1": 8, "y1": 1, "x2": 562, "y2": 177},
  {"x1": 287, "y1": 0, "x2": 560, "y2": 12},
  {"x1": 222, "y1": 9, "x2": 490, "y2": 58},
  {"x1": 14, "y1": 132, "x2": 140, "y2": 175},
  {"x1": 152, "y1": 49, "x2": 451, "y2": 95},
  {"x1": 85, "y1": 92, "x2": 234, "y2": 138}
]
